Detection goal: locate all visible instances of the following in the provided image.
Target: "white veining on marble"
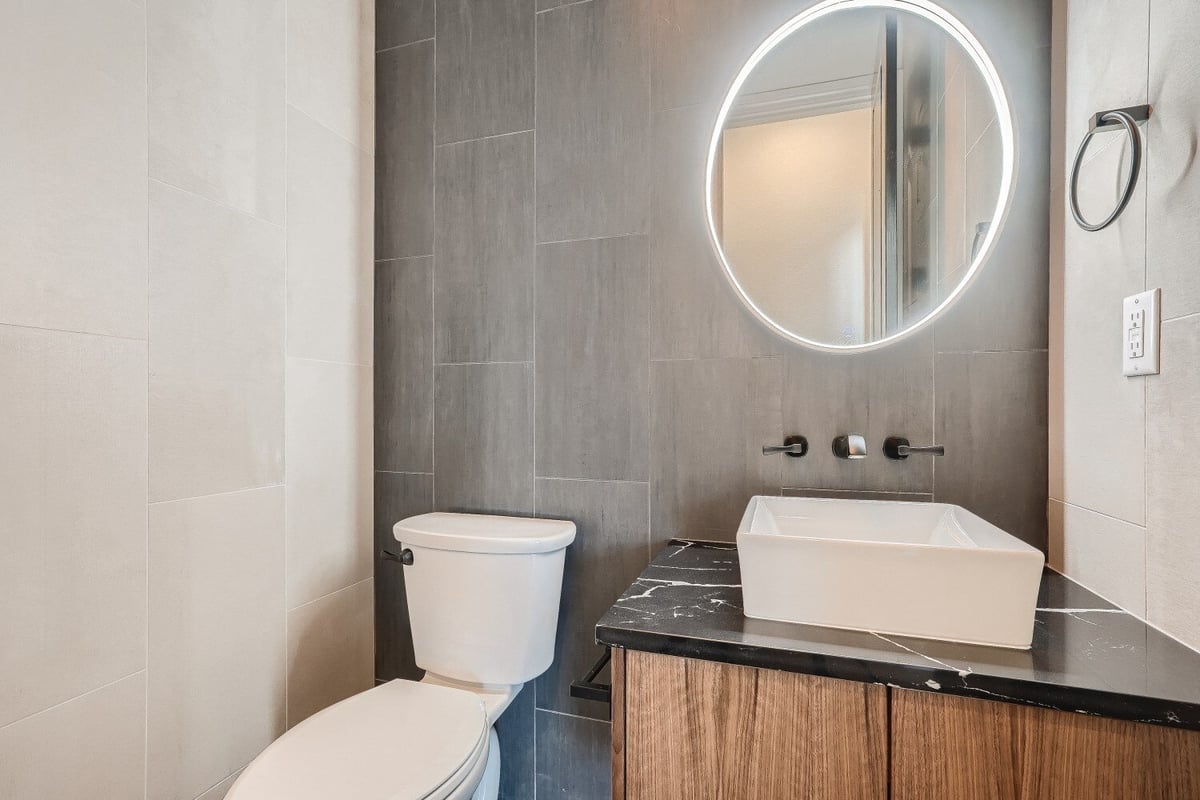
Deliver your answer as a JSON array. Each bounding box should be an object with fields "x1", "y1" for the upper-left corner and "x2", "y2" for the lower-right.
[
  {"x1": 873, "y1": 633, "x2": 972, "y2": 676},
  {"x1": 1036, "y1": 607, "x2": 1125, "y2": 614},
  {"x1": 616, "y1": 577, "x2": 741, "y2": 602}
]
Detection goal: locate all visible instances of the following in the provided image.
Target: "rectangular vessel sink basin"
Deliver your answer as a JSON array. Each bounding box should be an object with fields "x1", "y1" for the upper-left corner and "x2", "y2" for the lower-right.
[{"x1": 737, "y1": 496, "x2": 1045, "y2": 649}]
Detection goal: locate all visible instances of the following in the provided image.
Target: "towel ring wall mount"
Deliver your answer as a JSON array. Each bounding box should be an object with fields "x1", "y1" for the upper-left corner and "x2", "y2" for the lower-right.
[{"x1": 1069, "y1": 104, "x2": 1152, "y2": 232}]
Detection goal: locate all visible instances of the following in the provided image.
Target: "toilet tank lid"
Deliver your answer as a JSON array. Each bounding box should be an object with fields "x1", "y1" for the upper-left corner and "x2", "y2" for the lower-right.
[{"x1": 394, "y1": 512, "x2": 576, "y2": 555}]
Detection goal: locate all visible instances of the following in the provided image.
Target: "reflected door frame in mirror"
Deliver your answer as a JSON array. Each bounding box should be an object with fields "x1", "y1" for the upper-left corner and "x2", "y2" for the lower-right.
[{"x1": 704, "y1": 0, "x2": 1016, "y2": 352}]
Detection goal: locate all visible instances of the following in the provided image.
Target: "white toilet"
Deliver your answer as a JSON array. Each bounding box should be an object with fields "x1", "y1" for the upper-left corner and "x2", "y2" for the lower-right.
[{"x1": 226, "y1": 512, "x2": 576, "y2": 800}]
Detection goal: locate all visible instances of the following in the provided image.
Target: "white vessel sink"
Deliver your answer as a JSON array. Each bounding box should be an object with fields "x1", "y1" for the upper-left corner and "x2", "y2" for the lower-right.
[{"x1": 736, "y1": 496, "x2": 1045, "y2": 649}]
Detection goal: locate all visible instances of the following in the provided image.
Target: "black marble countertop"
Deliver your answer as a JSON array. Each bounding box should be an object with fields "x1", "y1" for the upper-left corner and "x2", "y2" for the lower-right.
[{"x1": 596, "y1": 540, "x2": 1200, "y2": 731}]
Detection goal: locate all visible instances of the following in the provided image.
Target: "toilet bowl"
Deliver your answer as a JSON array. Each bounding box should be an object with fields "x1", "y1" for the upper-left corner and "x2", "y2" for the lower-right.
[
  {"x1": 226, "y1": 512, "x2": 575, "y2": 800},
  {"x1": 225, "y1": 680, "x2": 493, "y2": 800}
]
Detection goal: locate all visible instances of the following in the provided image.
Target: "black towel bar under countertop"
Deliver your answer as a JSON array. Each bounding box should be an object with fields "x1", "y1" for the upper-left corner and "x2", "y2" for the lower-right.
[{"x1": 569, "y1": 647, "x2": 612, "y2": 708}]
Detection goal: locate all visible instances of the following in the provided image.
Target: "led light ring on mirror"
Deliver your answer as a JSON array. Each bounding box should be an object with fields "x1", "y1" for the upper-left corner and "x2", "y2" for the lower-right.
[{"x1": 704, "y1": 0, "x2": 1017, "y2": 353}]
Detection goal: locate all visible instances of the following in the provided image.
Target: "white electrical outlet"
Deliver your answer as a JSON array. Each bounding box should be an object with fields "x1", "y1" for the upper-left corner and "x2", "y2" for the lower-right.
[{"x1": 1122, "y1": 288, "x2": 1160, "y2": 377}]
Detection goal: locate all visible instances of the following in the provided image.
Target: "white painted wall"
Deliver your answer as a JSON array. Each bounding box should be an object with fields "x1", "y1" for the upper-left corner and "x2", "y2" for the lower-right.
[{"x1": 0, "y1": 1, "x2": 376, "y2": 796}]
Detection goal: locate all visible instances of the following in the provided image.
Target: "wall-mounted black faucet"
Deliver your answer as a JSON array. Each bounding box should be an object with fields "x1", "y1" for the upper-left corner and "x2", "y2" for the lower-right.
[
  {"x1": 762, "y1": 434, "x2": 809, "y2": 457},
  {"x1": 883, "y1": 436, "x2": 945, "y2": 460}
]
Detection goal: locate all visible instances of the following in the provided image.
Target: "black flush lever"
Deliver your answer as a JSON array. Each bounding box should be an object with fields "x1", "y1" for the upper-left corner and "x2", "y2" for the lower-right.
[{"x1": 381, "y1": 548, "x2": 414, "y2": 565}]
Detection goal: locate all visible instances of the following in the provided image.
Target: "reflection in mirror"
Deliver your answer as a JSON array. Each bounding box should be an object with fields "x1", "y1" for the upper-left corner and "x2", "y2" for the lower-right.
[{"x1": 708, "y1": 1, "x2": 1012, "y2": 350}]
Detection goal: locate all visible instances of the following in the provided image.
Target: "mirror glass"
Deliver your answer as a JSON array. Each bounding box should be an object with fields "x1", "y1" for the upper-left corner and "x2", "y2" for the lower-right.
[{"x1": 706, "y1": 0, "x2": 1013, "y2": 350}]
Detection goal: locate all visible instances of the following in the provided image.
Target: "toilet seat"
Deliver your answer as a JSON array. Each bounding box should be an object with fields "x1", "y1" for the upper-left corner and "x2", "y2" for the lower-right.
[
  {"x1": 226, "y1": 680, "x2": 489, "y2": 800},
  {"x1": 421, "y1": 720, "x2": 489, "y2": 800}
]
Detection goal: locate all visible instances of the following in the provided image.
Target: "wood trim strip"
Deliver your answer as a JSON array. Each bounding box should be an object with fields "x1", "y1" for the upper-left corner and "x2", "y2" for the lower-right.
[{"x1": 611, "y1": 647, "x2": 626, "y2": 800}]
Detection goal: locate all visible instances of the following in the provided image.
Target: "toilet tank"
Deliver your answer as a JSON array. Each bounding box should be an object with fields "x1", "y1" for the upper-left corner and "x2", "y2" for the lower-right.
[{"x1": 394, "y1": 512, "x2": 576, "y2": 687}]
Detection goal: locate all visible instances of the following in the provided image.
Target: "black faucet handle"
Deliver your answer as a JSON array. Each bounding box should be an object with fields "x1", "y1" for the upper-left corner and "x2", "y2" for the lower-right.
[{"x1": 884, "y1": 436, "x2": 945, "y2": 460}]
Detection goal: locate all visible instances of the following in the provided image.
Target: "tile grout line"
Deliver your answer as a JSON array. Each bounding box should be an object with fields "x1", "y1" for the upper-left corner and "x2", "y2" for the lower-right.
[
  {"x1": 532, "y1": 7, "x2": 540, "y2": 796},
  {"x1": 645, "y1": 6, "x2": 655, "y2": 565},
  {"x1": 375, "y1": 254, "x2": 433, "y2": 263},
  {"x1": 535, "y1": 476, "x2": 649, "y2": 486},
  {"x1": 192, "y1": 764, "x2": 246, "y2": 800},
  {"x1": 437, "y1": 360, "x2": 534, "y2": 366},
  {"x1": 537, "y1": 707, "x2": 612, "y2": 724},
  {"x1": 143, "y1": 0, "x2": 151, "y2": 793},
  {"x1": 0, "y1": 320, "x2": 147, "y2": 344},
  {"x1": 783, "y1": 488, "x2": 934, "y2": 496},
  {"x1": 430, "y1": 2, "x2": 438, "y2": 518},
  {"x1": 535, "y1": 0, "x2": 595, "y2": 15},
  {"x1": 283, "y1": 0, "x2": 291, "y2": 733},
  {"x1": 1142, "y1": 0, "x2": 1151, "y2": 626},
  {"x1": 1051, "y1": 498, "x2": 1147, "y2": 531},
  {"x1": 289, "y1": 353, "x2": 373, "y2": 369},
  {"x1": 286, "y1": 101, "x2": 371, "y2": 158},
  {"x1": 288, "y1": 575, "x2": 374, "y2": 615},
  {"x1": 932, "y1": 347, "x2": 1050, "y2": 355},
  {"x1": 0, "y1": 669, "x2": 147, "y2": 734},
  {"x1": 537, "y1": 231, "x2": 648, "y2": 247},
  {"x1": 375, "y1": 36, "x2": 434, "y2": 55},
  {"x1": 532, "y1": 0, "x2": 539, "y2": 541},
  {"x1": 931, "y1": 324, "x2": 938, "y2": 502},
  {"x1": 148, "y1": 484, "x2": 285, "y2": 507},
  {"x1": 148, "y1": 176, "x2": 284, "y2": 231},
  {"x1": 437, "y1": 127, "x2": 535, "y2": 149},
  {"x1": 1163, "y1": 311, "x2": 1200, "y2": 324}
]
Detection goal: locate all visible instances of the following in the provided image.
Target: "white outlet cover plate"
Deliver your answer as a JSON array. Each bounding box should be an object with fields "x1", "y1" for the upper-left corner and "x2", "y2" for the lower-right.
[{"x1": 1123, "y1": 288, "x2": 1160, "y2": 377}]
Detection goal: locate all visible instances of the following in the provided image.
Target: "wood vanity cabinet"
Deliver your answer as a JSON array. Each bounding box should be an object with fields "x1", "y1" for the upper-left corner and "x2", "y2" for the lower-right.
[
  {"x1": 890, "y1": 689, "x2": 1200, "y2": 799},
  {"x1": 611, "y1": 649, "x2": 1200, "y2": 800},
  {"x1": 614, "y1": 649, "x2": 888, "y2": 800}
]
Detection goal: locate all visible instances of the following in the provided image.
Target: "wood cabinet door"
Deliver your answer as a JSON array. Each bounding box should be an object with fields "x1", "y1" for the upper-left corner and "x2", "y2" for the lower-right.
[
  {"x1": 891, "y1": 688, "x2": 1200, "y2": 799},
  {"x1": 619, "y1": 650, "x2": 887, "y2": 800}
]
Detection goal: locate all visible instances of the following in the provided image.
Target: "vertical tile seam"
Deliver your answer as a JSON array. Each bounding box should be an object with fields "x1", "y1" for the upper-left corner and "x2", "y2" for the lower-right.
[
  {"x1": 531, "y1": 4, "x2": 539, "y2": 796},
  {"x1": 431, "y1": 11, "x2": 439, "y2": 512},
  {"x1": 283, "y1": 0, "x2": 292, "y2": 731},
  {"x1": 1142, "y1": 0, "x2": 1151, "y2": 621},
  {"x1": 644, "y1": 0, "x2": 655, "y2": 564},
  {"x1": 143, "y1": 0, "x2": 151, "y2": 793},
  {"x1": 931, "y1": 326, "x2": 939, "y2": 503},
  {"x1": 532, "y1": 7, "x2": 539, "y2": 529}
]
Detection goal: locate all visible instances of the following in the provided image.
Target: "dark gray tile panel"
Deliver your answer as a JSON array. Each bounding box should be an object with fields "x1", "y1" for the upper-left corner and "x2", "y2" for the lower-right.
[
  {"x1": 536, "y1": 236, "x2": 649, "y2": 481},
  {"x1": 435, "y1": 0, "x2": 534, "y2": 145}
]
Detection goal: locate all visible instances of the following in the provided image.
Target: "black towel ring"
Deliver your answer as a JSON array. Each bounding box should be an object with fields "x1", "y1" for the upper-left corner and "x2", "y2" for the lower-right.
[{"x1": 1069, "y1": 105, "x2": 1151, "y2": 232}]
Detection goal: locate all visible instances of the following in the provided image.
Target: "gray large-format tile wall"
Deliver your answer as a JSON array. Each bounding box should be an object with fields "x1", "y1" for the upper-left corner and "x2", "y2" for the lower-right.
[
  {"x1": 1050, "y1": 0, "x2": 1200, "y2": 650},
  {"x1": 0, "y1": 1, "x2": 375, "y2": 797},
  {"x1": 374, "y1": 0, "x2": 1049, "y2": 797}
]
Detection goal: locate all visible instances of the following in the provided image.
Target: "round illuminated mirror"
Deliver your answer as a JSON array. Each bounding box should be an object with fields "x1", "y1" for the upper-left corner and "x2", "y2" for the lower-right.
[{"x1": 706, "y1": 0, "x2": 1014, "y2": 351}]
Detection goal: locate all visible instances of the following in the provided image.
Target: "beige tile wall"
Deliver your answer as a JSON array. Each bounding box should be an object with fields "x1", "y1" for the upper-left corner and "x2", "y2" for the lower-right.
[
  {"x1": 1051, "y1": 0, "x2": 1200, "y2": 650},
  {"x1": 0, "y1": 1, "x2": 375, "y2": 797}
]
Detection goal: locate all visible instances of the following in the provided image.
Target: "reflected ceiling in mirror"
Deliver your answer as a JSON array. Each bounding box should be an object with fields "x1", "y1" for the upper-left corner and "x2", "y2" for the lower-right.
[{"x1": 706, "y1": 0, "x2": 1014, "y2": 351}]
